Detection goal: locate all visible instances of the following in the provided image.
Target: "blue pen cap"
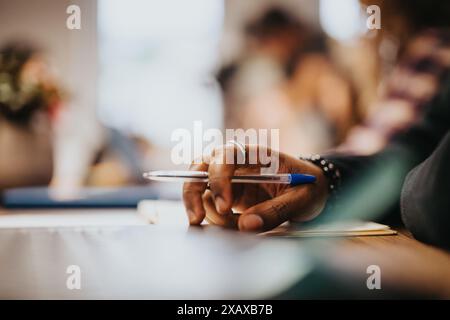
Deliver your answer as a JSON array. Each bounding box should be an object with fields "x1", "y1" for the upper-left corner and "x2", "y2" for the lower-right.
[{"x1": 289, "y1": 174, "x2": 316, "y2": 186}]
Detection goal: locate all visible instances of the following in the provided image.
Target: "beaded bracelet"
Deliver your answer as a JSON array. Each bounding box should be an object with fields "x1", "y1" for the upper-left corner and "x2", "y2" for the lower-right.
[{"x1": 300, "y1": 154, "x2": 341, "y2": 193}]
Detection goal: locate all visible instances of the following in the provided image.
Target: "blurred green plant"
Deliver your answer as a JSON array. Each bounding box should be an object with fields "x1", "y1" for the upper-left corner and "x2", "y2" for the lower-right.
[{"x1": 0, "y1": 43, "x2": 61, "y2": 125}]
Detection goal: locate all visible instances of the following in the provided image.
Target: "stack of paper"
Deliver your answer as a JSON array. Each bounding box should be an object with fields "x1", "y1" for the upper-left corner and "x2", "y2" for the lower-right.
[
  {"x1": 262, "y1": 221, "x2": 397, "y2": 237},
  {"x1": 138, "y1": 200, "x2": 397, "y2": 237}
]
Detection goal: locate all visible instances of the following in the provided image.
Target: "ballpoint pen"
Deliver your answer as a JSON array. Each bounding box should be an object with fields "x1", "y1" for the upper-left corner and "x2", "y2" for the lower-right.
[{"x1": 143, "y1": 170, "x2": 316, "y2": 186}]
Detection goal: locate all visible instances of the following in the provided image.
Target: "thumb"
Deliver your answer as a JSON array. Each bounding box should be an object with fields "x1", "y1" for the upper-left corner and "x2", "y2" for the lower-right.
[{"x1": 238, "y1": 189, "x2": 308, "y2": 232}]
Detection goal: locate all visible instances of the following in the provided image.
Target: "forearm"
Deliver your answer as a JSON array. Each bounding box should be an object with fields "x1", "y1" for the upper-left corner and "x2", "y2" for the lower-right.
[
  {"x1": 401, "y1": 131, "x2": 450, "y2": 249},
  {"x1": 319, "y1": 148, "x2": 413, "y2": 225},
  {"x1": 319, "y1": 77, "x2": 450, "y2": 224}
]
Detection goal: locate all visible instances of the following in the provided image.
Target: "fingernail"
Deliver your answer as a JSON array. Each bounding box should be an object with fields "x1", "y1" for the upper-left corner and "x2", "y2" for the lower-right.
[
  {"x1": 187, "y1": 210, "x2": 197, "y2": 224},
  {"x1": 241, "y1": 214, "x2": 264, "y2": 231},
  {"x1": 215, "y1": 196, "x2": 227, "y2": 214}
]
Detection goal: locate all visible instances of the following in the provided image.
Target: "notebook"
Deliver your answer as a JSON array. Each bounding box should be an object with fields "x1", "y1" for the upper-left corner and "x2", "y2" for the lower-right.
[
  {"x1": 261, "y1": 221, "x2": 397, "y2": 237},
  {"x1": 137, "y1": 200, "x2": 397, "y2": 237},
  {"x1": 1, "y1": 185, "x2": 180, "y2": 209}
]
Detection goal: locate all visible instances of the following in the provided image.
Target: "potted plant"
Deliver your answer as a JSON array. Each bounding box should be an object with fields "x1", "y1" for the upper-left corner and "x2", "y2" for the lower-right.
[{"x1": 0, "y1": 42, "x2": 62, "y2": 189}]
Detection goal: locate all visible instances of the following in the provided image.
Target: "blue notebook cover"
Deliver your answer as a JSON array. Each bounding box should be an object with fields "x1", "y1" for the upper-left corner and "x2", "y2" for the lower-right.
[{"x1": 1, "y1": 185, "x2": 179, "y2": 209}]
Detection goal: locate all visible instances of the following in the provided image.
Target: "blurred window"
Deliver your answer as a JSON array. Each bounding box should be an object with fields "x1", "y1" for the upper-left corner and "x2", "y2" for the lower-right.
[
  {"x1": 320, "y1": 0, "x2": 365, "y2": 43},
  {"x1": 97, "y1": 0, "x2": 224, "y2": 148}
]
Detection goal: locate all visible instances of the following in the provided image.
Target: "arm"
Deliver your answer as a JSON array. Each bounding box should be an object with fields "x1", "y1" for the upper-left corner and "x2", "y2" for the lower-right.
[
  {"x1": 321, "y1": 76, "x2": 450, "y2": 223},
  {"x1": 401, "y1": 131, "x2": 450, "y2": 249}
]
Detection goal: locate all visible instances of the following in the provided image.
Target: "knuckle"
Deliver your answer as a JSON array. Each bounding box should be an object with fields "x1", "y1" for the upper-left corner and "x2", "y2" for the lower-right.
[
  {"x1": 189, "y1": 160, "x2": 202, "y2": 170},
  {"x1": 182, "y1": 188, "x2": 198, "y2": 201},
  {"x1": 208, "y1": 177, "x2": 231, "y2": 196},
  {"x1": 201, "y1": 190, "x2": 212, "y2": 202}
]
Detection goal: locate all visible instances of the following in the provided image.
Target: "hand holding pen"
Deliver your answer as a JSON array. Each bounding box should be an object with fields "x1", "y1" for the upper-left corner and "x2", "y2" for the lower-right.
[{"x1": 146, "y1": 144, "x2": 329, "y2": 232}]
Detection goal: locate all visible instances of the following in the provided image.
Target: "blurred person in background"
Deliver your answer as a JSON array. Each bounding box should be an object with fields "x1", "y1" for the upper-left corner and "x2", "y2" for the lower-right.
[
  {"x1": 339, "y1": 0, "x2": 450, "y2": 154},
  {"x1": 218, "y1": 7, "x2": 354, "y2": 155},
  {"x1": 183, "y1": 0, "x2": 450, "y2": 250},
  {"x1": 0, "y1": 43, "x2": 61, "y2": 189}
]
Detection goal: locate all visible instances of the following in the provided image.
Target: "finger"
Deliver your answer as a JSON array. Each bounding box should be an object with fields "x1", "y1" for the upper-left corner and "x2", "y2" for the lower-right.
[
  {"x1": 238, "y1": 188, "x2": 309, "y2": 232},
  {"x1": 231, "y1": 183, "x2": 271, "y2": 212},
  {"x1": 208, "y1": 146, "x2": 237, "y2": 215},
  {"x1": 182, "y1": 161, "x2": 208, "y2": 225},
  {"x1": 202, "y1": 191, "x2": 238, "y2": 229},
  {"x1": 208, "y1": 144, "x2": 275, "y2": 215}
]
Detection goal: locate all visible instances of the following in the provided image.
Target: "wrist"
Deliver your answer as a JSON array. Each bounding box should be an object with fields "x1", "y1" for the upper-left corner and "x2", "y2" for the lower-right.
[
  {"x1": 300, "y1": 154, "x2": 341, "y2": 194},
  {"x1": 297, "y1": 154, "x2": 341, "y2": 220},
  {"x1": 289, "y1": 157, "x2": 329, "y2": 221}
]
